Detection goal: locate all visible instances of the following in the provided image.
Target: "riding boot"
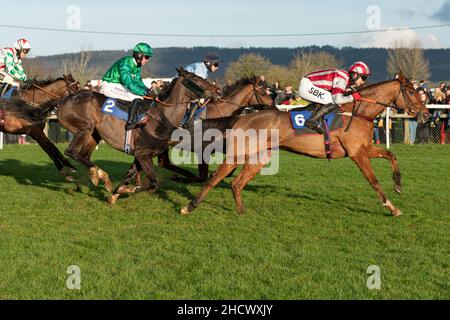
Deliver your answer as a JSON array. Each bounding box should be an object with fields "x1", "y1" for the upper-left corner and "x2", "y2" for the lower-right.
[
  {"x1": 0, "y1": 83, "x2": 10, "y2": 98},
  {"x1": 305, "y1": 103, "x2": 340, "y2": 135},
  {"x1": 179, "y1": 103, "x2": 199, "y2": 129},
  {"x1": 125, "y1": 99, "x2": 142, "y2": 130}
]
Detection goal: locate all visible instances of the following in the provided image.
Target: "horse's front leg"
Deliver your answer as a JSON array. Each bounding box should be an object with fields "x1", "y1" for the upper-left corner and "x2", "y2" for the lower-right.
[
  {"x1": 350, "y1": 150, "x2": 402, "y2": 217},
  {"x1": 367, "y1": 145, "x2": 402, "y2": 194},
  {"x1": 108, "y1": 159, "x2": 142, "y2": 205}
]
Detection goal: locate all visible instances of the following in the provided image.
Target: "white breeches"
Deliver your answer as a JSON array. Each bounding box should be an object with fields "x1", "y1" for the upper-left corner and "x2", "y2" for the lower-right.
[{"x1": 99, "y1": 82, "x2": 142, "y2": 101}]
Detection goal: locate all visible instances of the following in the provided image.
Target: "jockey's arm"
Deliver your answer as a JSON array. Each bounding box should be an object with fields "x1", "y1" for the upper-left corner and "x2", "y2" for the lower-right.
[
  {"x1": 118, "y1": 62, "x2": 149, "y2": 96},
  {"x1": 331, "y1": 77, "x2": 354, "y2": 105},
  {"x1": 3, "y1": 52, "x2": 27, "y2": 82}
]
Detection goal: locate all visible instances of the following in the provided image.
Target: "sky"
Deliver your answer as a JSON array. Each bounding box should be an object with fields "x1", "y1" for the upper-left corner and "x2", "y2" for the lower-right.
[{"x1": 1, "y1": 0, "x2": 450, "y2": 56}]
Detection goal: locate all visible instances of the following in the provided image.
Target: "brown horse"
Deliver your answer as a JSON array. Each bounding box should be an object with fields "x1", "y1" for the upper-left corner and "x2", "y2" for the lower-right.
[
  {"x1": 56, "y1": 67, "x2": 221, "y2": 195},
  {"x1": 157, "y1": 77, "x2": 276, "y2": 183},
  {"x1": 181, "y1": 72, "x2": 430, "y2": 217},
  {"x1": 0, "y1": 75, "x2": 80, "y2": 179}
]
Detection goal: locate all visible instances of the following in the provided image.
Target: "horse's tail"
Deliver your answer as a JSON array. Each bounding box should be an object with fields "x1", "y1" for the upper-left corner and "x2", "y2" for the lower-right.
[{"x1": 3, "y1": 98, "x2": 59, "y2": 126}]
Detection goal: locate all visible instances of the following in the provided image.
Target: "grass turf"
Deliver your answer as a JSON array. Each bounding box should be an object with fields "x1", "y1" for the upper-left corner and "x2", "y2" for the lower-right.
[{"x1": 0, "y1": 143, "x2": 448, "y2": 299}]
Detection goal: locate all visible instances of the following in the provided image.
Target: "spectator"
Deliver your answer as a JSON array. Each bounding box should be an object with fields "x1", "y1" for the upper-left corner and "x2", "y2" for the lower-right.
[
  {"x1": 416, "y1": 89, "x2": 431, "y2": 144},
  {"x1": 419, "y1": 80, "x2": 428, "y2": 90},
  {"x1": 157, "y1": 79, "x2": 165, "y2": 91},
  {"x1": 409, "y1": 89, "x2": 427, "y2": 144},
  {"x1": 149, "y1": 80, "x2": 160, "y2": 95},
  {"x1": 275, "y1": 85, "x2": 296, "y2": 105},
  {"x1": 373, "y1": 119, "x2": 381, "y2": 145},
  {"x1": 258, "y1": 75, "x2": 268, "y2": 88},
  {"x1": 270, "y1": 81, "x2": 282, "y2": 101}
]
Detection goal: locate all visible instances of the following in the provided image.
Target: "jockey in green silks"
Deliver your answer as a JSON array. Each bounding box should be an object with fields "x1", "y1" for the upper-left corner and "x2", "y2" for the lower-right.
[{"x1": 100, "y1": 42, "x2": 154, "y2": 130}]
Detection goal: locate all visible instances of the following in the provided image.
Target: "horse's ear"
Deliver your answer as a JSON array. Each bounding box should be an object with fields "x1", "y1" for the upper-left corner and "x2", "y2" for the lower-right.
[
  {"x1": 176, "y1": 67, "x2": 187, "y2": 76},
  {"x1": 397, "y1": 71, "x2": 406, "y2": 82}
]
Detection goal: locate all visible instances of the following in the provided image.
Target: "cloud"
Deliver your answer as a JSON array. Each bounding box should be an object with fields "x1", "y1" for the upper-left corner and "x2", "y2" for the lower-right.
[
  {"x1": 357, "y1": 28, "x2": 441, "y2": 48},
  {"x1": 431, "y1": 1, "x2": 450, "y2": 22}
]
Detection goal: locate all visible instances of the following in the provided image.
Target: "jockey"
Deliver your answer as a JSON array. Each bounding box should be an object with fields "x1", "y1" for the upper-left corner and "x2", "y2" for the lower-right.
[
  {"x1": 179, "y1": 52, "x2": 222, "y2": 128},
  {"x1": 100, "y1": 42, "x2": 154, "y2": 130},
  {"x1": 298, "y1": 61, "x2": 371, "y2": 134},
  {"x1": 0, "y1": 38, "x2": 31, "y2": 97}
]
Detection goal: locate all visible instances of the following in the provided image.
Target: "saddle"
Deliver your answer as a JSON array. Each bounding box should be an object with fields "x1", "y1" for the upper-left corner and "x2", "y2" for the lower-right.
[
  {"x1": 101, "y1": 97, "x2": 154, "y2": 122},
  {"x1": 289, "y1": 104, "x2": 345, "y2": 160}
]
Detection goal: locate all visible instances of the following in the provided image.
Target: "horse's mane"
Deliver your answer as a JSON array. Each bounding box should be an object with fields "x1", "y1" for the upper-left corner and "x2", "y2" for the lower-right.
[
  {"x1": 21, "y1": 77, "x2": 65, "y2": 89},
  {"x1": 225, "y1": 77, "x2": 257, "y2": 95},
  {"x1": 360, "y1": 78, "x2": 399, "y2": 91}
]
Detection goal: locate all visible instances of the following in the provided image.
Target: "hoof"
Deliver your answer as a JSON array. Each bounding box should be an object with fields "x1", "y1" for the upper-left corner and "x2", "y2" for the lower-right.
[
  {"x1": 64, "y1": 175, "x2": 75, "y2": 182},
  {"x1": 107, "y1": 194, "x2": 120, "y2": 205},
  {"x1": 180, "y1": 207, "x2": 190, "y2": 216},
  {"x1": 392, "y1": 209, "x2": 402, "y2": 217},
  {"x1": 67, "y1": 166, "x2": 77, "y2": 174},
  {"x1": 394, "y1": 186, "x2": 402, "y2": 194}
]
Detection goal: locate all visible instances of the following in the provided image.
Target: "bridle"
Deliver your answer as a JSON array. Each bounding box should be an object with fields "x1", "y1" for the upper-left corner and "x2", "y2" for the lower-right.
[
  {"x1": 215, "y1": 82, "x2": 270, "y2": 116},
  {"x1": 30, "y1": 78, "x2": 80, "y2": 105}
]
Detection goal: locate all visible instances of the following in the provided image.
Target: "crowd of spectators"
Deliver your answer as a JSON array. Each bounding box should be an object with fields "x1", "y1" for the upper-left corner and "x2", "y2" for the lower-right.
[{"x1": 408, "y1": 80, "x2": 450, "y2": 144}]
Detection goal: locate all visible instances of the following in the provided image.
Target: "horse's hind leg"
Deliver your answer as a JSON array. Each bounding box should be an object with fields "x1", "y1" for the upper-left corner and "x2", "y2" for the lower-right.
[
  {"x1": 231, "y1": 163, "x2": 265, "y2": 214},
  {"x1": 350, "y1": 150, "x2": 401, "y2": 217},
  {"x1": 65, "y1": 129, "x2": 112, "y2": 192},
  {"x1": 78, "y1": 131, "x2": 113, "y2": 192},
  {"x1": 181, "y1": 163, "x2": 239, "y2": 215},
  {"x1": 368, "y1": 145, "x2": 402, "y2": 194},
  {"x1": 27, "y1": 126, "x2": 75, "y2": 181}
]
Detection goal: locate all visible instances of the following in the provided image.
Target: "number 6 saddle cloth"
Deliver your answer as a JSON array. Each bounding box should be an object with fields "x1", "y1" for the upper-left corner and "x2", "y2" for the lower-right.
[{"x1": 289, "y1": 104, "x2": 346, "y2": 135}]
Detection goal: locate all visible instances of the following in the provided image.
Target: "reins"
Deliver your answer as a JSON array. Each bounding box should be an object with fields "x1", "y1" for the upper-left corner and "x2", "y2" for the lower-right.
[{"x1": 344, "y1": 80, "x2": 416, "y2": 132}]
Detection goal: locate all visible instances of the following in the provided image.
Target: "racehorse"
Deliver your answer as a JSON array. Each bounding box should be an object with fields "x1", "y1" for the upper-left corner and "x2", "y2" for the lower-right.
[
  {"x1": 0, "y1": 75, "x2": 80, "y2": 180},
  {"x1": 56, "y1": 67, "x2": 221, "y2": 196},
  {"x1": 107, "y1": 77, "x2": 276, "y2": 203},
  {"x1": 181, "y1": 72, "x2": 430, "y2": 217}
]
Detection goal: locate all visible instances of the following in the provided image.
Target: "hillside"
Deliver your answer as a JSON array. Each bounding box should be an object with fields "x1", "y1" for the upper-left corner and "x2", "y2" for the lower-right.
[{"x1": 30, "y1": 46, "x2": 450, "y2": 84}]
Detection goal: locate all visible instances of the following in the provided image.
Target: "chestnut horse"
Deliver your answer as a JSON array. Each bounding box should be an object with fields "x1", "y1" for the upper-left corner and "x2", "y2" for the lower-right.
[
  {"x1": 0, "y1": 75, "x2": 80, "y2": 180},
  {"x1": 181, "y1": 72, "x2": 430, "y2": 217},
  {"x1": 56, "y1": 68, "x2": 221, "y2": 195}
]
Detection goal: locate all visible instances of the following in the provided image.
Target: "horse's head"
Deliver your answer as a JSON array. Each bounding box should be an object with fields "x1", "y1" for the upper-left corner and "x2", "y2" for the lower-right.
[
  {"x1": 394, "y1": 71, "x2": 430, "y2": 124},
  {"x1": 175, "y1": 67, "x2": 221, "y2": 102},
  {"x1": 249, "y1": 77, "x2": 275, "y2": 109},
  {"x1": 62, "y1": 74, "x2": 81, "y2": 95}
]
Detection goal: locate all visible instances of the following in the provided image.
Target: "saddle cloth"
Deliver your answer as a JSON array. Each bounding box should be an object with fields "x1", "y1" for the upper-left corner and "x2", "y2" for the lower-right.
[
  {"x1": 101, "y1": 97, "x2": 146, "y2": 122},
  {"x1": 289, "y1": 105, "x2": 344, "y2": 135}
]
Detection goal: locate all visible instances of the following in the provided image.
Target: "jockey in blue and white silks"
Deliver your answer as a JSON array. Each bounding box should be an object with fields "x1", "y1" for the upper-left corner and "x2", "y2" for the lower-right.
[{"x1": 180, "y1": 52, "x2": 223, "y2": 128}]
